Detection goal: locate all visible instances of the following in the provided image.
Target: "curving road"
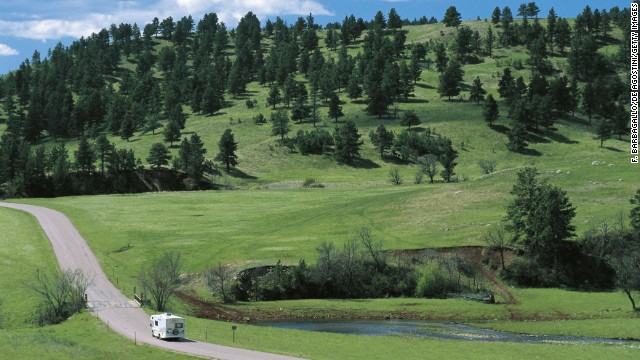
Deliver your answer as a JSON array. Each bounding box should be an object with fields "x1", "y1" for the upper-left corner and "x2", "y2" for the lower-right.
[{"x1": 0, "y1": 202, "x2": 303, "y2": 360}]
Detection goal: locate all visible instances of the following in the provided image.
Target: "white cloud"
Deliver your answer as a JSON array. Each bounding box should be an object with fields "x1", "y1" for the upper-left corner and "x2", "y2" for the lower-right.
[
  {"x1": 0, "y1": 43, "x2": 19, "y2": 56},
  {"x1": 0, "y1": 0, "x2": 333, "y2": 41}
]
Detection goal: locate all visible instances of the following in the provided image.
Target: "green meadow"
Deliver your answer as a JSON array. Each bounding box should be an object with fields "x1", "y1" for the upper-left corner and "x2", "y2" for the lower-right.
[{"x1": 2, "y1": 13, "x2": 639, "y2": 359}]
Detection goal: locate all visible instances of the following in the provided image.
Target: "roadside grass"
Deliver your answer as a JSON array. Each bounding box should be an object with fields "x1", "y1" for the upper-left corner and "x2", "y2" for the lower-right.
[
  {"x1": 0, "y1": 312, "x2": 195, "y2": 360},
  {"x1": 0, "y1": 207, "x2": 196, "y2": 359},
  {"x1": 0, "y1": 207, "x2": 58, "y2": 327}
]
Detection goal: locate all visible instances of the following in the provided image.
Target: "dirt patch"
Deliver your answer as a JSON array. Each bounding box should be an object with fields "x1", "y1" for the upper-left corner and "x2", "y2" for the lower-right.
[{"x1": 176, "y1": 291, "x2": 245, "y2": 322}]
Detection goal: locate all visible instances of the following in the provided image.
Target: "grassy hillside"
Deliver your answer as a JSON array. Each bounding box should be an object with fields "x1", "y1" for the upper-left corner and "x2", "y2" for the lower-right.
[{"x1": 3, "y1": 16, "x2": 639, "y2": 359}]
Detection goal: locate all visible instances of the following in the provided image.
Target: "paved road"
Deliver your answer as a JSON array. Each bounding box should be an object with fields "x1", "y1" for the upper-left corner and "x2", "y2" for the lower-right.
[{"x1": 0, "y1": 202, "x2": 303, "y2": 360}]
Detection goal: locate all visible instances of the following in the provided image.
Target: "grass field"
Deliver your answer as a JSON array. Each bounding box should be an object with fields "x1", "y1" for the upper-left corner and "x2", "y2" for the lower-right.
[{"x1": 2, "y1": 16, "x2": 639, "y2": 359}]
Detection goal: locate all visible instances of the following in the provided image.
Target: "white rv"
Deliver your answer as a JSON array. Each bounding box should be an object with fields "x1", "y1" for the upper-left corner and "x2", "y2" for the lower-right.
[{"x1": 150, "y1": 313, "x2": 185, "y2": 340}]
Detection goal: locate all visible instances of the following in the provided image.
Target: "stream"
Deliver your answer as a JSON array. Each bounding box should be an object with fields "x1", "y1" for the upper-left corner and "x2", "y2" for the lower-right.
[{"x1": 254, "y1": 319, "x2": 635, "y2": 344}]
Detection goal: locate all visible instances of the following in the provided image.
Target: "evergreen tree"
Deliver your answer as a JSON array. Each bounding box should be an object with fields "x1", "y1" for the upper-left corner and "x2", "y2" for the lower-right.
[
  {"x1": 582, "y1": 82, "x2": 597, "y2": 123},
  {"x1": 611, "y1": 102, "x2": 629, "y2": 139},
  {"x1": 346, "y1": 70, "x2": 363, "y2": 100},
  {"x1": 547, "y1": 8, "x2": 557, "y2": 52},
  {"x1": 505, "y1": 167, "x2": 576, "y2": 271},
  {"x1": 485, "y1": 27, "x2": 494, "y2": 57},
  {"x1": 373, "y1": 11, "x2": 387, "y2": 29},
  {"x1": 163, "y1": 119, "x2": 181, "y2": 147},
  {"x1": 491, "y1": 7, "x2": 502, "y2": 25},
  {"x1": 325, "y1": 28, "x2": 338, "y2": 51},
  {"x1": 147, "y1": 142, "x2": 171, "y2": 169},
  {"x1": 482, "y1": 94, "x2": 500, "y2": 126},
  {"x1": 438, "y1": 59, "x2": 464, "y2": 100},
  {"x1": 270, "y1": 109, "x2": 291, "y2": 145},
  {"x1": 215, "y1": 129, "x2": 238, "y2": 172},
  {"x1": 469, "y1": 76, "x2": 486, "y2": 104},
  {"x1": 400, "y1": 110, "x2": 421, "y2": 130},
  {"x1": 328, "y1": 92, "x2": 344, "y2": 123},
  {"x1": 74, "y1": 137, "x2": 96, "y2": 175},
  {"x1": 267, "y1": 83, "x2": 281, "y2": 109},
  {"x1": 595, "y1": 119, "x2": 612, "y2": 147},
  {"x1": 498, "y1": 68, "x2": 515, "y2": 101},
  {"x1": 554, "y1": 18, "x2": 571, "y2": 54},
  {"x1": 438, "y1": 139, "x2": 458, "y2": 183},
  {"x1": 369, "y1": 125, "x2": 395, "y2": 158},
  {"x1": 181, "y1": 133, "x2": 207, "y2": 179},
  {"x1": 388, "y1": 8, "x2": 403, "y2": 30},
  {"x1": 95, "y1": 134, "x2": 110, "y2": 175},
  {"x1": 410, "y1": 55, "x2": 423, "y2": 84},
  {"x1": 443, "y1": 6, "x2": 462, "y2": 27},
  {"x1": 507, "y1": 119, "x2": 529, "y2": 152},
  {"x1": 333, "y1": 120, "x2": 362, "y2": 165},
  {"x1": 434, "y1": 43, "x2": 448, "y2": 73}
]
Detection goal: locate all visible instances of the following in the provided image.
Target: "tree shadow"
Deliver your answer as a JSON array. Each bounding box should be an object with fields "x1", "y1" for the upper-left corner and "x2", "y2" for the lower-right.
[
  {"x1": 545, "y1": 130, "x2": 579, "y2": 144},
  {"x1": 401, "y1": 97, "x2": 430, "y2": 104},
  {"x1": 603, "y1": 146, "x2": 624, "y2": 153},
  {"x1": 415, "y1": 83, "x2": 435, "y2": 90},
  {"x1": 527, "y1": 131, "x2": 551, "y2": 144},
  {"x1": 351, "y1": 158, "x2": 381, "y2": 169},
  {"x1": 559, "y1": 113, "x2": 591, "y2": 126},
  {"x1": 490, "y1": 124, "x2": 510, "y2": 134},
  {"x1": 519, "y1": 148, "x2": 543, "y2": 157},
  {"x1": 227, "y1": 168, "x2": 258, "y2": 179}
]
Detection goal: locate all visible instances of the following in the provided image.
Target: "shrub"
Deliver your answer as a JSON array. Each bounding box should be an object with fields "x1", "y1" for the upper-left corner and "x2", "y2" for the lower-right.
[
  {"x1": 296, "y1": 129, "x2": 334, "y2": 155},
  {"x1": 415, "y1": 262, "x2": 457, "y2": 298}
]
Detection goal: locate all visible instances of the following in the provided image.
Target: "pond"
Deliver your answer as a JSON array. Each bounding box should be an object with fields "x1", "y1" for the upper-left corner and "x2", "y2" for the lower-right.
[{"x1": 254, "y1": 319, "x2": 634, "y2": 344}]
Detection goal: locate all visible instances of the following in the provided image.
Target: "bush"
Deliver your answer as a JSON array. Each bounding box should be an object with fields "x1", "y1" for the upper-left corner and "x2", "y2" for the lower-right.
[
  {"x1": 477, "y1": 159, "x2": 497, "y2": 174},
  {"x1": 303, "y1": 178, "x2": 324, "y2": 188},
  {"x1": 415, "y1": 262, "x2": 457, "y2": 298},
  {"x1": 389, "y1": 167, "x2": 403, "y2": 185},
  {"x1": 295, "y1": 129, "x2": 333, "y2": 155},
  {"x1": 253, "y1": 113, "x2": 266, "y2": 124}
]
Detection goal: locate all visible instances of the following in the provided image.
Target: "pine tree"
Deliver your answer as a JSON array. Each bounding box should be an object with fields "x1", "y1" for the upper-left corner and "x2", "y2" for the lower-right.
[
  {"x1": 443, "y1": 6, "x2": 462, "y2": 27},
  {"x1": 469, "y1": 76, "x2": 486, "y2": 104},
  {"x1": 147, "y1": 142, "x2": 171, "y2": 169},
  {"x1": 270, "y1": 109, "x2": 291, "y2": 144},
  {"x1": 507, "y1": 119, "x2": 529, "y2": 152},
  {"x1": 595, "y1": 119, "x2": 612, "y2": 147},
  {"x1": 346, "y1": 70, "x2": 362, "y2": 100},
  {"x1": 267, "y1": 83, "x2": 281, "y2": 109},
  {"x1": 491, "y1": 7, "x2": 502, "y2": 25},
  {"x1": 369, "y1": 125, "x2": 394, "y2": 158},
  {"x1": 328, "y1": 92, "x2": 344, "y2": 123},
  {"x1": 400, "y1": 110, "x2": 421, "y2": 130},
  {"x1": 163, "y1": 119, "x2": 181, "y2": 147},
  {"x1": 438, "y1": 59, "x2": 464, "y2": 100},
  {"x1": 74, "y1": 136, "x2": 96, "y2": 175},
  {"x1": 333, "y1": 120, "x2": 362, "y2": 165},
  {"x1": 388, "y1": 8, "x2": 403, "y2": 30},
  {"x1": 434, "y1": 43, "x2": 448, "y2": 73},
  {"x1": 214, "y1": 129, "x2": 238, "y2": 172},
  {"x1": 482, "y1": 94, "x2": 500, "y2": 126}
]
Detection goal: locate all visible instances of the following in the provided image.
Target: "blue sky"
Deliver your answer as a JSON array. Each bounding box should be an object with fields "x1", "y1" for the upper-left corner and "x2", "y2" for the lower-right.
[{"x1": 0, "y1": 0, "x2": 629, "y2": 75}]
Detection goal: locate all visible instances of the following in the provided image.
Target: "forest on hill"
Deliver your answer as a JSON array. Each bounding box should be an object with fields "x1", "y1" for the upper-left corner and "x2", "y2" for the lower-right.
[{"x1": 0, "y1": 4, "x2": 632, "y2": 198}]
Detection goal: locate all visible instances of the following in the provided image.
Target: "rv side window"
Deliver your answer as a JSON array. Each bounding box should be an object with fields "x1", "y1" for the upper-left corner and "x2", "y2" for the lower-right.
[
  {"x1": 176, "y1": 323, "x2": 183, "y2": 328},
  {"x1": 155, "y1": 321, "x2": 158, "y2": 326}
]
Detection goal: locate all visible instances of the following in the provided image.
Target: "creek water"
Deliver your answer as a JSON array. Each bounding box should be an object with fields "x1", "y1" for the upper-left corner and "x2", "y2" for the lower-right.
[{"x1": 254, "y1": 319, "x2": 634, "y2": 344}]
